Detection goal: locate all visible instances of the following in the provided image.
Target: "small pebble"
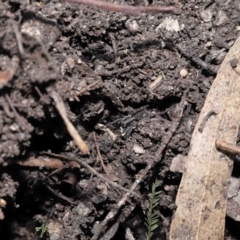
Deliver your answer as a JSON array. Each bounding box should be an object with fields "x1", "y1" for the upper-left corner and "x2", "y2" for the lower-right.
[
  {"x1": 200, "y1": 9, "x2": 213, "y2": 23},
  {"x1": 9, "y1": 123, "x2": 19, "y2": 132},
  {"x1": 214, "y1": 10, "x2": 229, "y2": 27},
  {"x1": 213, "y1": 51, "x2": 226, "y2": 65},
  {"x1": 230, "y1": 58, "x2": 239, "y2": 68},
  {"x1": 133, "y1": 144, "x2": 145, "y2": 154},
  {"x1": 164, "y1": 185, "x2": 175, "y2": 191},
  {"x1": 205, "y1": 41, "x2": 212, "y2": 48},
  {"x1": 48, "y1": 220, "x2": 62, "y2": 240},
  {"x1": 0, "y1": 198, "x2": 7, "y2": 208},
  {"x1": 180, "y1": 69, "x2": 188, "y2": 77},
  {"x1": 125, "y1": 19, "x2": 139, "y2": 34}
]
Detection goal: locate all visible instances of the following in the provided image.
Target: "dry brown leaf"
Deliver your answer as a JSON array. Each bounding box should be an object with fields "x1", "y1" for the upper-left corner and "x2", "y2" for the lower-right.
[{"x1": 170, "y1": 37, "x2": 240, "y2": 240}]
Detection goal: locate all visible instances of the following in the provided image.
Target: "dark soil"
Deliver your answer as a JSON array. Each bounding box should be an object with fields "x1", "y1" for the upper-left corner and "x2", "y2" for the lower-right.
[{"x1": 0, "y1": 0, "x2": 240, "y2": 239}]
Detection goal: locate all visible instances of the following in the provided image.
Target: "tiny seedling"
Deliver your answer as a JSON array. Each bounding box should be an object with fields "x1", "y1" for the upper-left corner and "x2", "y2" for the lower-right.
[
  {"x1": 35, "y1": 222, "x2": 48, "y2": 238},
  {"x1": 145, "y1": 179, "x2": 162, "y2": 240}
]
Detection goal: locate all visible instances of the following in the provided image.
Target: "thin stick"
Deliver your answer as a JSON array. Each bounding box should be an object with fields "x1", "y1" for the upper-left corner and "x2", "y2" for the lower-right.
[
  {"x1": 125, "y1": 228, "x2": 135, "y2": 240},
  {"x1": 65, "y1": 0, "x2": 176, "y2": 16},
  {"x1": 45, "y1": 166, "x2": 68, "y2": 180},
  {"x1": 95, "y1": 123, "x2": 117, "y2": 141},
  {"x1": 109, "y1": 32, "x2": 118, "y2": 61},
  {"x1": 12, "y1": 22, "x2": 25, "y2": 57},
  {"x1": 46, "y1": 185, "x2": 78, "y2": 205},
  {"x1": 51, "y1": 91, "x2": 89, "y2": 154},
  {"x1": 5, "y1": 94, "x2": 25, "y2": 130},
  {"x1": 42, "y1": 152, "x2": 140, "y2": 197},
  {"x1": 215, "y1": 139, "x2": 240, "y2": 155},
  {"x1": 93, "y1": 132, "x2": 119, "y2": 181},
  {"x1": 175, "y1": 44, "x2": 218, "y2": 74},
  {"x1": 76, "y1": 79, "x2": 101, "y2": 96},
  {"x1": 0, "y1": 97, "x2": 14, "y2": 118}
]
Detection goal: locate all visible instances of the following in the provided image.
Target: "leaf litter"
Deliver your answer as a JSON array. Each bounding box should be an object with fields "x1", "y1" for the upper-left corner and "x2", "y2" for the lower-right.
[{"x1": 170, "y1": 36, "x2": 240, "y2": 240}]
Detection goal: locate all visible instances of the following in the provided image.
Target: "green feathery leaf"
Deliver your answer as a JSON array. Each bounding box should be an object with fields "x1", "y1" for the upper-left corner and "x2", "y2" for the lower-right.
[
  {"x1": 36, "y1": 222, "x2": 48, "y2": 238},
  {"x1": 145, "y1": 179, "x2": 162, "y2": 240}
]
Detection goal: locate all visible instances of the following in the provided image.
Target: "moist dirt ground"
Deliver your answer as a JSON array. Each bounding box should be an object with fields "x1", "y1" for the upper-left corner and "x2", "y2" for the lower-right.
[{"x1": 1, "y1": 0, "x2": 240, "y2": 239}]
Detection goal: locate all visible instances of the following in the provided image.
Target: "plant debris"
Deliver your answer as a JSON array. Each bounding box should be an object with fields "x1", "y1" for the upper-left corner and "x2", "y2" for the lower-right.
[
  {"x1": 0, "y1": 0, "x2": 240, "y2": 239},
  {"x1": 170, "y1": 36, "x2": 240, "y2": 240}
]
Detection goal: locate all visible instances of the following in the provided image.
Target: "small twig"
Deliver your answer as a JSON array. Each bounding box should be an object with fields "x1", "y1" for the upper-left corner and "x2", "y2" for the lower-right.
[
  {"x1": 65, "y1": 0, "x2": 176, "y2": 16},
  {"x1": 76, "y1": 79, "x2": 101, "y2": 96},
  {"x1": 12, "y1": 22, "x2": 25, "y2": 57},
  {"x1": 157, "y1": 90, "x2": 187, "y2": 154},
  {"x1": 46, "y1": 185, "x2": 78, "y2": 205},
  {"x1": 109, "y1": 32, "x2": 118, "y2": 61},
  {"x1": 5, "y1": 95, "x2": 18, "y2": 117},
  {"x1": 41, "y1": 152, "x2": 139, "y2": 197},
  {"x1": 45, "y1": 166, "x2": 68, "y2": 180},
  {"x1": 175, "y1": 44, "x2": 218, "y2": 74},
  {"x1": 215, "y1": 139, "x2": 240, "y2": 155},
  {"x1": 0, "y1": 97, "x2": 14, "y2": 118},
  {"x1": 149, "y1": 74, "x2": 163, "y2": 91},
  {"x1": 95, "y1": 123, "x2": 117, "y2": 141},
  {"x1": 100, "y1": 219, "x2": 120, "y2": 240},
  {"x1": 5, "y1": 94, "x2": 25, "y2": 130},
  {"x1": 125, "y1": 228, "x2": 135, "y2": 240},
  {"x1": 93, "y1": 133, "x2": 105, "y2": 170},
  {"x1": 35, "y1": 86, "x2": 49, "y2": 104},
  {"x1": 93, "y1": 132, "x2": 119, "y2": 181},
  {"x1": 51, "y1": 91, "x2": 89, "y2": 154}
]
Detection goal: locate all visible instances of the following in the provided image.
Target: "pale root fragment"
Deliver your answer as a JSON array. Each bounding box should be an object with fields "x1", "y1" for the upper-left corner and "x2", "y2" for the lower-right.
[
  {"x1": 170, "y1": 36, "x2": 240, "y2": 240},
  {"x1": 51, "y1": 92, "x2": 89, "y2": 154}
]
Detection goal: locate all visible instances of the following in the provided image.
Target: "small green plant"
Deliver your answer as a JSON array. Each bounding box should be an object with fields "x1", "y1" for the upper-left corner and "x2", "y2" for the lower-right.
[
  {"x1": 145, "y1": 179, "x2": 162, "y2": 240},
  {"x1": 35, "y1": 222, "x2": 48, "y2": 238}
]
